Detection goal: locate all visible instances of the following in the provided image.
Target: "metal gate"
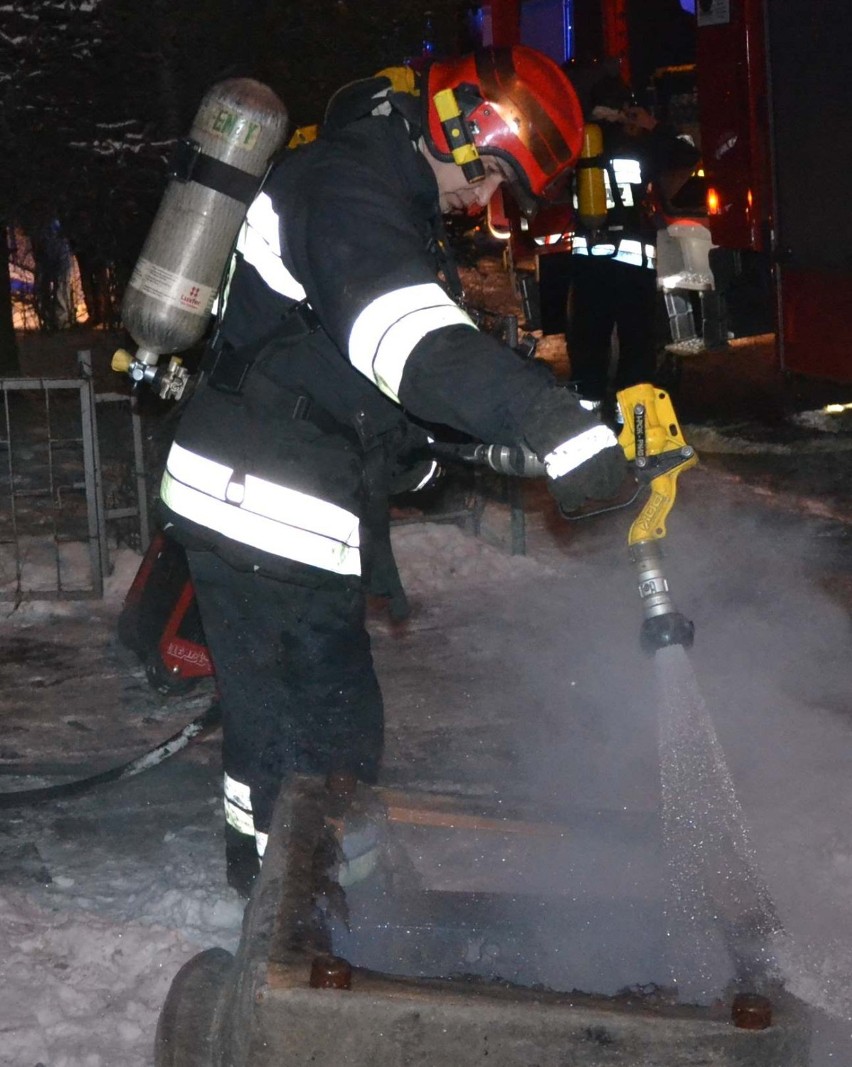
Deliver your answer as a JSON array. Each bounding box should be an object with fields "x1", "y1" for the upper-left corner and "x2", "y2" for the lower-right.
[{"x1": 0, "y1": 352, "x2": 148, "y2": 602}]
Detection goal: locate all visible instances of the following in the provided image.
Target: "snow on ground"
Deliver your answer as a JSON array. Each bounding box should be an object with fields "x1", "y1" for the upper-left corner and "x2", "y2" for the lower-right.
[
  {"x1": 0, "y1": 892, "x2": 201, "y2": 1067},
  {"x1": 1, "y1": 478, "x2": 852, "y2": 1064}
]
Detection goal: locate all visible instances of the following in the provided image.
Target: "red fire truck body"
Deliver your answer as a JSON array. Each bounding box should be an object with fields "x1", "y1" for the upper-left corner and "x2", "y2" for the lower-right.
[{"x1": 478, "y1": 0, "x2": 852, "y2": 382}]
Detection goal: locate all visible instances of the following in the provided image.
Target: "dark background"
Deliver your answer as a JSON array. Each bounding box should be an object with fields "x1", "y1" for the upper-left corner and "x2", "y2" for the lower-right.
[{"x1": 0, "y1": 0, "x2": 475, "y2": 372}]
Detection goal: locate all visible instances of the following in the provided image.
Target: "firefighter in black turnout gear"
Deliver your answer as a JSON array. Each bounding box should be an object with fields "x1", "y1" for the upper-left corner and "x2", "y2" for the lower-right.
[
  {"x1": 159, "y1": 47, "x2": 629, "y2": 895},
  {"x1": 565, "y1": 66, "x2": 700, "y2": 408}
]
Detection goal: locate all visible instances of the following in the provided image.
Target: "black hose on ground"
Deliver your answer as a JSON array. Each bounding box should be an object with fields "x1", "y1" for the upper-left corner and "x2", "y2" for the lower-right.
[{"x1": 0, "y1": 702, "x2": 221, "y2": 808}]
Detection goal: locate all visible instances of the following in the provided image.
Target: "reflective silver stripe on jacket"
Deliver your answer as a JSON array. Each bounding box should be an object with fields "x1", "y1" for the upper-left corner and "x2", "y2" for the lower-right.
[
  {"x1": 572, "y1": 235, "x2": 656, "y2": 268},
  {"x1": 544, "y1": 424, "x2": 618, "y2": 480},
  {"x1": 161, "y1": 442, "x2": 361, "y2": 576},
  {"x1": 348, "y1": 282, "x2": 477, "y2": 402},
  {"x1": 235, "y1": 191, "x2": 307, "y2": 301}
]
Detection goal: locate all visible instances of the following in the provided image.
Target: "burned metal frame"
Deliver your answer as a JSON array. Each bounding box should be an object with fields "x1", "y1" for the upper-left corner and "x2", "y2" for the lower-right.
[{"x1": 155, "y1": 775, "x2": 810, "y2": 1067}]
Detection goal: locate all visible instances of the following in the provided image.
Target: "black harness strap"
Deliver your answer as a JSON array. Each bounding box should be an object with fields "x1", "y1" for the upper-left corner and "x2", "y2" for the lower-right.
[
  {"x1": 202, "y1": 301, "x2": 320, "y2": 396},
  {"x1": 170, "y1": 138, "x2": 261, "y2": 206}
]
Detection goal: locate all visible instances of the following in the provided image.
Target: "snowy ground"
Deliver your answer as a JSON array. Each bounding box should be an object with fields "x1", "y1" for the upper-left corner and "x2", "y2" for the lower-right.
[
  {"x1": 1, "y1": 446, "x2": 852, "y2": 1064},
  {"x1": 3, "y1": 307, "x2": 852, "y2": 1064}
]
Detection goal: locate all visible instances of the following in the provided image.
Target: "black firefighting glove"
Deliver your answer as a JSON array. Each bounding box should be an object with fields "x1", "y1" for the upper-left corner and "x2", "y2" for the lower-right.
[
  {"x1": 520, "y1": 387, "x2": 630, "y2": 513},
  {"x1": 387, "y1": 420, "x2": 441, "y2": 497}
]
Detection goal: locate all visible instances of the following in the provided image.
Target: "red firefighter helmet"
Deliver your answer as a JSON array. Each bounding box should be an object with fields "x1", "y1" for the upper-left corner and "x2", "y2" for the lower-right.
[{"x1": 421, "y1": 46, "x2": 584, "y2": 205}]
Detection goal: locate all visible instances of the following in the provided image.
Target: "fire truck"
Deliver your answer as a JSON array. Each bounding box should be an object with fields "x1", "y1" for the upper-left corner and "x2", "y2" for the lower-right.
[{"x1": 474, "y1": 0, "x2": 852, "y2": 383}]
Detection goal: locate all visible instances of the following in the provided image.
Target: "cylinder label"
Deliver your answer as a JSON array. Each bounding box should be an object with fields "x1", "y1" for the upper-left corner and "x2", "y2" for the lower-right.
[
  {"x1": 198, "y1": 104, "x2": 262, "y2": 150},
  {"x1": 129, "y1": 258, "x2": 216, "y2": 317}
]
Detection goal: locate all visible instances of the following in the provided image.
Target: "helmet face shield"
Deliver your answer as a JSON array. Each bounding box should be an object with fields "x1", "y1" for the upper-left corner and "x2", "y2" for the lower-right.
[{"x1": 424, "y1": 47, "x2": 584, "y2": 206}]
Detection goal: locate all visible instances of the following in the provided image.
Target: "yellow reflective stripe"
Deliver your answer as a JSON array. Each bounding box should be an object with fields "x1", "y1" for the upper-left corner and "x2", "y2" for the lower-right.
[
  {"x1": 544, "y1": 424, "x2": 618, "y2": 480},
  {"x1": 242, "y1": 474, "x2": 360, "y2": 547},
  {"x1": 161, "y1": 472, "x2": 361, "y2": 576},
  {"x1": 167, "y1": 442, "x2": 233, "y2": 499},
  {"x1": 225, "y1": 799, "x2": 255, "y2": 836},
  {"x1": 162, "y1": 473, "x2": 361, "y2": 575},
  {"x1": 224, "y1": 774, "x2": 267, "y2": 857},
  {"x1": 224, "y1": 773, "x2": 255, "y2": 837},
  {"x1": 165, "y1": 443, "x2": 360, "y2": 546},
  {"x1": 237, "y1": 192, "x2": 307, "y2": 301},
  {"x1": 224, "y1": 773, "x2": 252, "y2": 809},
  {"x1": 222, "y1": 768, "x2": 249, "y2": 806},
  {"x1": 348, "y1": 283, "x2": 475, "y2": 401}
]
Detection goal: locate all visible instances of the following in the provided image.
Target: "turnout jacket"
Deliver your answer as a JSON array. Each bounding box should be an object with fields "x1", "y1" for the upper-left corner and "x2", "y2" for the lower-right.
[
  {"x1": 572, "y1": 121, "x2": 700, "y2": 267},
  {"x1": 159, "y1": 107, "x2": 566, "y2": 583}
]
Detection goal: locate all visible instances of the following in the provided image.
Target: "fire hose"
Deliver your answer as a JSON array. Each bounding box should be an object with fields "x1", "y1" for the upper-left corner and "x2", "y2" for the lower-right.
[{"x1": 0, "y1": 703, "x2": 222, "y2": 808}]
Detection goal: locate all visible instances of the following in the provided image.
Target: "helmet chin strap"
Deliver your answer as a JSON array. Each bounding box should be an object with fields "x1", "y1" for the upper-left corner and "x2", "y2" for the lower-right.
[{"x1": 504, "y1": 175, "x2": 540, "y2": 219}]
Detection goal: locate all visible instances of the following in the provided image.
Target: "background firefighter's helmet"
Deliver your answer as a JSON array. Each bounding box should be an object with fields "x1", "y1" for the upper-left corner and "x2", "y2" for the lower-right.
[{"x1": 422, "y1": 46, "x2": 584, "y2": 205}]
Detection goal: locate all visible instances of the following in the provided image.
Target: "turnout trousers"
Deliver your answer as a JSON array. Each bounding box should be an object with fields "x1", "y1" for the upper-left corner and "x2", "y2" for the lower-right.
[
  {"x1": 186, "y1": 548, "x2": 384, "y2": 889},
  {"x1": 567, "y1": 255, "x2": 659, "y2": 402}
]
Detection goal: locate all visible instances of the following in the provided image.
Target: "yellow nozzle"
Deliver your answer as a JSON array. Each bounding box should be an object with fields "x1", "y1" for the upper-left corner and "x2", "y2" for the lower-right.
[
  {"x1": 616, "y1": 383, "x2": 698, "y2": 545},
  {"x1": 111, "y1": 349, "x2": 134, "y2": 374}
]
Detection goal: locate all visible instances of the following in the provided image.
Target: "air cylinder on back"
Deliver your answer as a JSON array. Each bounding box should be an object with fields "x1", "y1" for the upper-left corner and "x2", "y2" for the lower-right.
[
  {"x1": 121, "y1": 79, "x2": 289, "y2": 368},
  {"x1": 576, "y1": 122, "x2": 607, "y2": 232}
]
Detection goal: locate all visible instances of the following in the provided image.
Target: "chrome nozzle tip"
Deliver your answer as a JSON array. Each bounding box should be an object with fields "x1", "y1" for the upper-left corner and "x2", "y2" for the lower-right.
[{"x1": 640, "y1": 612, "x2": 695, "y2": 654}]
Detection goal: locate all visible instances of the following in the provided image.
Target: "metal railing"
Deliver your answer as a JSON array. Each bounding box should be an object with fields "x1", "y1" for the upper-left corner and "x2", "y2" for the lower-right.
[{"x1": 0, "y1": 351, "x2": 148, "y2": 602}]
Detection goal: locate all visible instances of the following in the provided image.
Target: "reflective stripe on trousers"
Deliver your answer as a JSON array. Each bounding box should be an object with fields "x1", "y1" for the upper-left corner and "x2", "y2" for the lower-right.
[
  {"x1": 224, "y1": 773, "x2": 268, "y2": 858},
  {"x1": 161, "y1": 442, "x2": 362, "y2": 576}
]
